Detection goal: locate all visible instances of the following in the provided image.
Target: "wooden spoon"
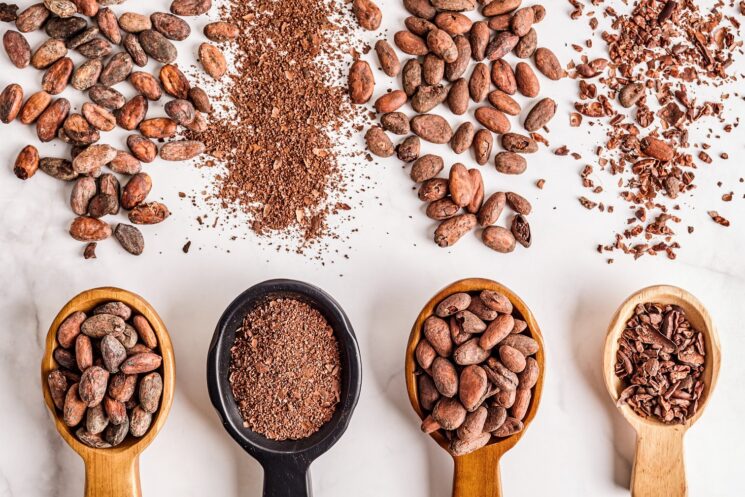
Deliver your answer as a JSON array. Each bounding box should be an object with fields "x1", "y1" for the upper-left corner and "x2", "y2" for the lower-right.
[
  {"x1": 405, "y1": 278, "x2": 545, "y2": 497},
  {"x1": 41, "y1": 287, "x2": 176, "y2": 497},
  {"x1": 603, "y1": 285, "x2": 721, "y2": 497}
]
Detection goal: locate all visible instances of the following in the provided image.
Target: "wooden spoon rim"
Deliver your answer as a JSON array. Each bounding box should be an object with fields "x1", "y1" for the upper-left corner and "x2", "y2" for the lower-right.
[
  {"x1": 603, "y1": 284, "x2": 721, "y2": 432},
  {"x1": 405, "y1": 278, "x2": 545, "y2": 458},
  {"x1": 40, "y1": 287, "x2": 176, "y2": 458}
]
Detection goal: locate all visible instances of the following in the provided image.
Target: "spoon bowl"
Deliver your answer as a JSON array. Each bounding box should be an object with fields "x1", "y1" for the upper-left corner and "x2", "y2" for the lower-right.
[
  {"x1": 603, "y1": 284, "x2": 721, "y2": 497},
  {"x1": 41, "y1": 287, "x2": 175, "y2": 497},
  {"x1": 405, "y1": 278, "x2": 545, "y2": 497},
  {"x1": 207, "y1": 279, "x2": 362, "y2": 497}
]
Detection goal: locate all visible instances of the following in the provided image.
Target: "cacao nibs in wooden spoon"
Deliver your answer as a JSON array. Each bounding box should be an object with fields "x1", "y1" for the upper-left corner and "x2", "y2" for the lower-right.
[
  {"x1": 615, "y1": 302, "x2": 705, "y2": 424},
  {"x1": 564, "y1": 0, "x2": 742, "y2": 261}
]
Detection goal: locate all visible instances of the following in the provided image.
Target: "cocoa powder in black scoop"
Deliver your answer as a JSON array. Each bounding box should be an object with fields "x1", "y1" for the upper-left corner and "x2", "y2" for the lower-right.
[{"x1": 228, "y1": 298, "x2": 342, "y2": 440}]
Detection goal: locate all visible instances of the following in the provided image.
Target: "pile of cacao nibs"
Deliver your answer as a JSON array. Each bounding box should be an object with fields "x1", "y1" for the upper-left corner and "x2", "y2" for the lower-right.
[
  {"x1": 228, "y1": 298, "x2": 342, "y2": 441},
  {"x1": 563, "y1": 0, "x2": 742, "y2": 261},
  {"x1": 47, "y1": 301, "x2": 164, "y2": 448},
  {"x1": 415, "y1": 289, "x2": 541, "y2": 456},
  {"x1": 190, "y1": 0, "x2": 365, "y2": 247},
  {"x1": 4, "y1": 0, "x2": 226, "y2": 257},
  {"x1": 354, "y1": 0, "x2": 564, "y2": 252},
  {"x1": 615, "y1": 302, "x2": 706, "y2": 424}
]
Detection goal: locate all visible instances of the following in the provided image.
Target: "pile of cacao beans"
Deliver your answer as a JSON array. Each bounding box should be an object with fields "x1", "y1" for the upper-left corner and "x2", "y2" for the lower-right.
[
  {"x1": 350, "y1": 0, "x2": 563, "y2": 252},
  {"x1": 415, "y1": 289, "x2": 541, "y2": 456},
  {"x1": 4, "y1": 0, "x2": 235, "y2": 257}
]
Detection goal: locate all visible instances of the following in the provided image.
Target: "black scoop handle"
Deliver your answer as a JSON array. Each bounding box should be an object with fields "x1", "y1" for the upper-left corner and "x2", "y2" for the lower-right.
[{"x1": 263, "y1": 460, "x2": 311, "y2": 497}]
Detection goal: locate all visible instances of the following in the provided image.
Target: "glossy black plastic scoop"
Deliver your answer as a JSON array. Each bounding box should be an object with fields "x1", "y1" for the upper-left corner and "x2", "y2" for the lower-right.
[{"x1": 207, "y1": 279, "x2": 362, "y2": 497}]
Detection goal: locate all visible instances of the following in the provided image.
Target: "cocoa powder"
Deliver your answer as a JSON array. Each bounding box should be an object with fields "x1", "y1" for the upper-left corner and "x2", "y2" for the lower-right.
[
  {"x1": 229, "y1": 298, "x2": 341, "y2": 440},
  {"x1": 191, "y1": 0, "x2": 363, "y2": 243}
]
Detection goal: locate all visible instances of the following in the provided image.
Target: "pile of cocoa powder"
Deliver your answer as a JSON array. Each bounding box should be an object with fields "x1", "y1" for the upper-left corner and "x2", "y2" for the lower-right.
[
  {"x1": 228, "y1": 298, "x2": 342, "y2": 441},
  {"x1": 562, "y1": 0, "x2": 742, "y2": 261},
  {"x1": 191, "y1": 0, "x2": 364, "y2": 246}
]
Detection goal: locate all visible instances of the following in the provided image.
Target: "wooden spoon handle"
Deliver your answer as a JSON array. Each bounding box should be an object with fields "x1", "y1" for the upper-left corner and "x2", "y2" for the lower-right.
[
  {"x1": 84, "y1": 454, "x2": 141, "y2": 497},
  {"x1": 452, "y1": 451, "x2": 502, "y2": 497},
  {"x1": 631, "y1": 426, "x2": 686, "y2": 497}
]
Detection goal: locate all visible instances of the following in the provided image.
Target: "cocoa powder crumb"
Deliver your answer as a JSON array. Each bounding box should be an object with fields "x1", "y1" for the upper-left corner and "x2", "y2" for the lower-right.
[
  {"x1": 191, "y1": 0, "x2": 365, "y2": 249},
  {"x1": 229, "y1": 298, "x2": 341, "y2": 440}
]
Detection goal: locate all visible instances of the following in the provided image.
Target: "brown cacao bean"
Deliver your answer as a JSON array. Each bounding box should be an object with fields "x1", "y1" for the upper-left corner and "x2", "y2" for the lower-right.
[
  {"x1": 72, "y1": 144, "x2": 117, "y2": 174},
  {"x1": 77, "y1": 38, "x2": 112, "y2": 59},
  {"x1": 13, "y1": 145, "x2": 39, "y2": 180},
  {"x1": 501, "y1": 132, "x2": 537, "y2": 153},
  {"x1": 71, "y1": 59, "x2": 102, "y2": 90},
  {"x1": 422, "y1": 54, "x2": 444, "y2": 85},
  {"x1": 524, "y1": 97, "x2": 556, "y2": 131},
  {"x1": 100, "y1": 52, "x2": 133, "y2": 86},
  {"x1": 127, "y1": 135, "x2": 157, "y2": 162},
  {"x1": 123, "y1": 33, "x2": 148, "y2": 66},
  {"x1": 79, "y1": 366, "x2": 109, "y2": 407},
  {"x1": 139, "y1": 29, "x2": 176, "y2": 64},
  {"x1": 121, "y1": 352, "x2": 162, "y2": 374},
  {"x1": 394, "y1": 30, "x2": 428, "y2": 56},
  {"x1": 89, "y1": 84, "x2": 125, "y2": 109},
  {"x1": 434, "y1": 213, "x2": 476, "y2": 247},
  {"x1": 82, "y1": 102, "x2": 115, "y2": 131},
  {"x1": 63, "y1": 383, "x2": 86, "y2": 426},
  {"x1": 159, "y1": 64, "x2": 189, "y2": 99},
  {"x1": 128, "y1": 202, "x2": 170, "y2": 224},
  {"x1": 114, "y1": 223, "x2": 144, "y2": 255},
  {"x1": 515, "y1": 61, "x2": 539, "y2": 97},
  {"x1": 138, "y1": 117, "x2": 176, "y2": 138},
  {"x1": 352, "y1": 0, "x2": 381, "y2": 31},
  {"x1": 487, "y1": 90, "x2": 520, "y2": 115},
  {"x1": 411, "y1": 114, "x2": 452, "y2": 144},
  {"x1": 348, "y1": 60, "x2": 374, "y2": 104},
  {"x1": 199, "y1": 42, "x2": 226, "y2": 79},
  {"x1": 116, "y1": 95, "x2": 148, "y2": 130},
  {"x1": 160, "y1": 140, "x2": 205, "y2": 161},
  {"x1": 57, "y1": 310, "x2": 86, "y2": 348},
  {"x1": 534, "y1": 47, "x2": 563, "y2": 80},
  {"x1": 514, "y1": 28, "x2": 537, "y2": 58},
  {"x1": 411, "y1": 154, "x2": 443, "y2": 182},
  {"x1": 365, "y1": 126, "x2": 394, "y2": 157},
  {"x1": 505, "y1": 191, "x2": 532, "y2": 215},
  {"x1": 16, "y1": 4, "x2": 50, "y2": 33},
  {"x1": 37, "y1": 97, "x2": 69, "y2": 141},
  {"x1": 95, "y1": 7, "x2": 121, "y2": 44},
  {"x1": 20, "y1": 91, "x2": 52, "y2": 124},
  {"x1": 203, "y1": 21, "x2": 238, "y2": 42},
  {"x1": 483, "y1": 225, "x2": 516, "y2": 252},
  {"x1": 475, "y1": 107, "x2": 510, "y2": 134},
  {"x1": 170, "y1": 0, "x2": 211, "y2": 16},
  {"x1": 472, "y1": 129, "x2": 492, "y2": 165},
  {"x1": 0, "y1": 83, "x2": 23, "y2": 123},
  {"x1": 380, "y1": 112, "x2": 410, "y2": 135},
  {"x1": 451, "y1": 122, "x2": 474, "y2": 154},
  {"x1": 3, "y1": 30, "x2": 30, "y2": 67},
  {"x1": 491, "y1": 59, "x2": 516, "y2": 94}
]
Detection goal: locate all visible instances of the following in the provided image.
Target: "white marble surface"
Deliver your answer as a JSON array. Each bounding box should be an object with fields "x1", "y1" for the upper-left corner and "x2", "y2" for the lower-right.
[{"x1": 1, "y1": 0, "x2": 745, "y2": 496}]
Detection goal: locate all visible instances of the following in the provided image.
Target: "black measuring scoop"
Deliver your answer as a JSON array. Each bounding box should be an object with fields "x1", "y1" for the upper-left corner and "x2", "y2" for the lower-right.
[{"x1": 207, "y1": 279, "x2": 362, "y2": 497}]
